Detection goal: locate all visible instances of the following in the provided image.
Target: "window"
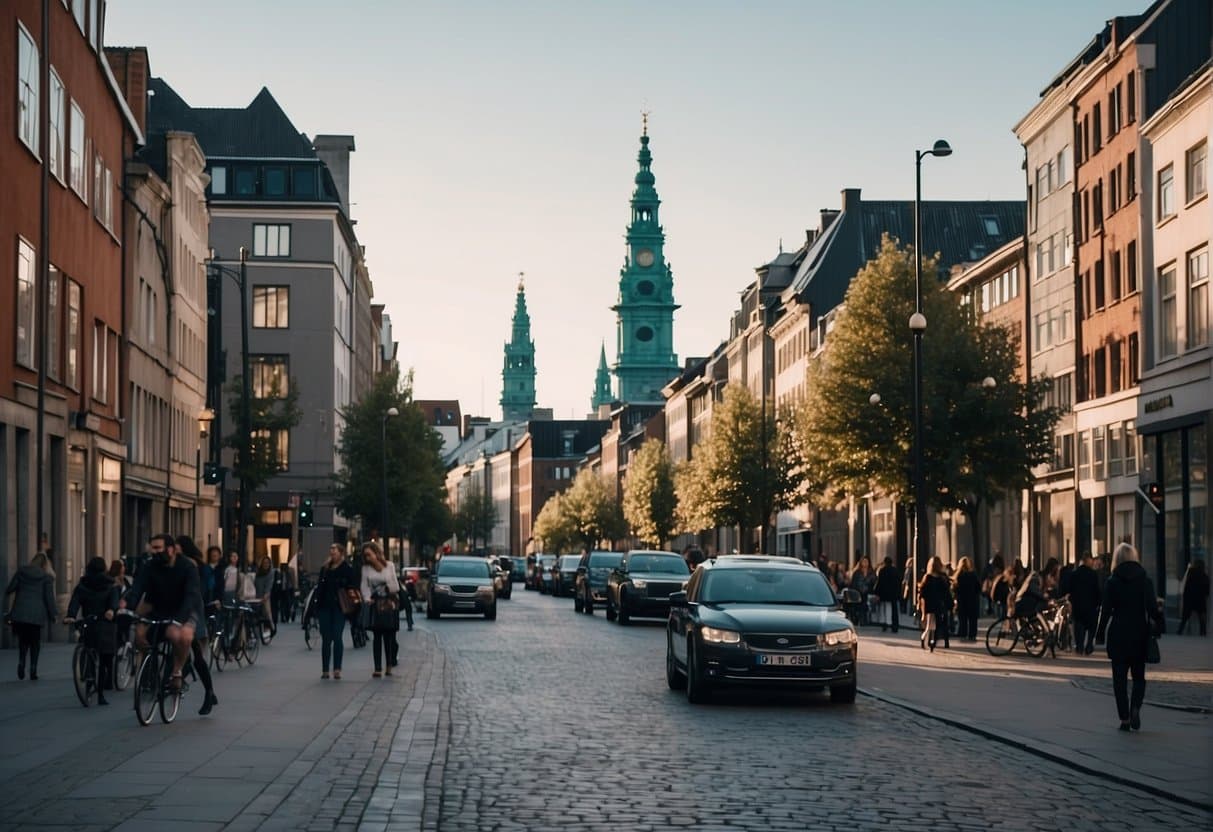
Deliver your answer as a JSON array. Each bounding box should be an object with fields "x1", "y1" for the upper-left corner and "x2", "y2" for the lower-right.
[
  {"x1": 1078, "y1": 430, "x2": 1091, "y2": 480},
  {"x1": 252, "y1": 224, "x2": 290, "y2": 257},
  {"x1": 264, "y1": 168, "x2": 286, "y2": 196},
  {"x1": 1159, "y1": 264, "x2": 1178, "y2": 358},
  {"x1": 252, "y1": 286, "x2": 289, "y2": 328},
  {"x1": 1093, "y1": 347, "x2": 1107, "y2": 398},
  {"x1": 1108, "y1": 423, "x2": 1124, "y2": 477},
  {"x1": 1081, "y1": 190, "x2": 1090, "y2": 241},
  {"x1": 1126, "y1": 73, "x2": 1136, "y2": 123},
  {"x1": 982, "y1": 216, "x2": 1000, "y2": 236},
  {"x1": 67, "y1": 280, "x2": 80, "y2": 389},
  {"x1": 69, "y1": 100, "x2": 87, "y2": 200},
  {"x1": 1110, "y1": 339, "x2": 1123, "y2": 394},
  {"x1": 251, "y1": 429, "x2": 290, "y2": 472},
  {"x1": 210, "y1": 166, "x2": 227, "y2": 195},
  {"x1": 49, "y1": 70, "x2": 65, "y2": 181},
  {"x1": 1189, "y1": 247, "x2": 1209, "y2": 349},
  {"x1": 1188, "y1": 141, "x2": 1208, "y2": 203},
  {"x1": 1055, "y1": 433, "x2": 1075, "y2": 471},
  {"x1": 1127, "y1": 151, "x2": 1136, "y2": 199},
  {"x1": 1127, "y1": 240, "x2": 1138, "y2": 293},
  {"x1": 1158, "y1": 164, "x2": 1175, "y2": 220},
  {"x1": 16, "y1": 239, "x2": 37, "y2": 368},
  {"x1": 292, "y1": 167, "x2": 316, "y2": 197},
  {"x1": 1058, "y1": 146, "x2": 1071, "y2": 186},
  {"x1": 72, "y1": 0, "x2": 85, "y2": 32},
  {"x1": 47, "y1": 266, "x2": 60, "y2": 382},
  {"x1": 1092, "y1": 102, "x2": 1102, "y2": 151},
  {"x1": 1110, "y1": 249, "x2": 1122, "y2": 302},
  {"x1": 89, "y1": 0, "x2": 100, "y2": 49},
  {"x1": 1124, "y1": 420, "x2": 1138, "y2": 474},
  {"x1": 92, "y1": 322, "x2": 109, "y2": 403},
  {"x1": 1110, "y1": 164, "x2": 1120, "y2": 212},
  {"x1": 1036, "y1": 166, "x2": 1048, "y2": 203},
  {"x1": 1092, "y1": 426, "x2": 1106, "y2": 480},
  {"x1": 235, "y1": 167, "x2": 256, "y2": 195},
  {"x1": 1127, "y1": 333, "x2": 1139, "y2": 386},
  {"x1": 1094, "y1": 259, "x2": 1105, "y2": 310},
  {"x1": 93, "y1": 155, "x2": 112, "y2": 230},
  {"x1": 1109, "y1": 84, "x2": 1121, "y2": 135},
  {"x1": 1063, "y1": 233, "x2": 1074, "y2": 268},
  {"x1": 1056, "y1": 372, "x2": 1073, "y2": 412},
  {"x1": 17, "y1": 23, "x2": 39, "y2": 154},
  {"x1": 250, "y1": 355, "x2": 289, "y2": 399},
  {"x1": 1093, "y1": 181, "x2": 1103, "y2": 228}
]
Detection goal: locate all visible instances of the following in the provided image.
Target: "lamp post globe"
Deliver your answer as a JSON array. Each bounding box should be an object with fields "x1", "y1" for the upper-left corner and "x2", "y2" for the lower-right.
[
  {"x1": 931, "y1": 139, "x2": 953, "y2": 157},
  {"x1": 869, "y1": 393, "x2": 881, "y2": 406},
  {"x1": 982, "y1": 376, "x2": 996, "y2": 390}
]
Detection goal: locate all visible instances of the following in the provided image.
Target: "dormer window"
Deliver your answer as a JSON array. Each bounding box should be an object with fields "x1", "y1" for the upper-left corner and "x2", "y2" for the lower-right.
[{"x1": 982, "y1": 216, "x2": 1000, "y2": 236}]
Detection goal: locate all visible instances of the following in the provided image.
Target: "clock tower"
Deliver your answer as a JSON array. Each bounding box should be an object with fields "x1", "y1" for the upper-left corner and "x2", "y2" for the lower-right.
[
  {"x1": 612, "y1": 120, "x2": 679, "y2": 403},
  {"x1": 500, "y1": 276, "x2": 537, "y2": 421}
]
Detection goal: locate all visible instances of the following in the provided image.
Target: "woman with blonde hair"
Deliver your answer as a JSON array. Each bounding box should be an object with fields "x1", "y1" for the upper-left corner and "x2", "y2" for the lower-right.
[
  {"x1": 917, "y1": 556, "x2": 952, "y2": 652},
  {"x1": 5, "y1": 552, "x2": 57, "y2": 680},
  {"x1": 361, "y1": 542, "x2": 400, "y2": 678},
  {"x1": 1097, "y1": 543, "x2": 1164, "y2": 731}
]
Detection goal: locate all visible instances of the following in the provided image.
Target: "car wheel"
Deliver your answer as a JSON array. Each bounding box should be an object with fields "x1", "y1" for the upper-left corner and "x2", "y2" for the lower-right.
[
  {"x1": 605, "y1": 594, "x2": 617, "y2": 622},
  {"x1": 830, "y1": 676, "x2": 858, "y2": 704},
  {"x1": 574, "y1": 594, "x2": 583, "y2": 613},
  {"x1": 617, "y1": 591, "x2": 630, "y2": 626},
  {"x1": 685, "y1": 638, "x2": 710, "y2": 704},
  {"x1": 666, "y1": 633, "x2": 686, "y2": 690},
  {"x1": 584, "y1": 591, "x2": 594, "y2": 615},
  {"x1": 485, "y1": 604, "x2": 497, "y2": 621}
]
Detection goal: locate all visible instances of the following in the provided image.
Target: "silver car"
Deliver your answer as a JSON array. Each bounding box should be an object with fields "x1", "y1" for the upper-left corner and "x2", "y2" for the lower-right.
[{"x1": 427, "y1": 556, "x2": 498, "y2": 620}]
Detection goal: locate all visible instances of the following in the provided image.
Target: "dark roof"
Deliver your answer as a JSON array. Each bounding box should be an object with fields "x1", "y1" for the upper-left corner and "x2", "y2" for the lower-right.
[
  {"x1": 526, "y1": 420, "x2": 609, "y2": 459},
  {"x1": 783, "y1": 192, "x2": 1025, "y2": 320},
  {"x1": 146, "y1": 78, "x2": 315, "y2": 159}
]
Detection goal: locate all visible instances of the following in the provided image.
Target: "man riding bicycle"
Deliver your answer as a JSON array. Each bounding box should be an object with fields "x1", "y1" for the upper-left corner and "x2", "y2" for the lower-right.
[{"x1": 124, "y1": 533, "x2": 217, "y2": 715}]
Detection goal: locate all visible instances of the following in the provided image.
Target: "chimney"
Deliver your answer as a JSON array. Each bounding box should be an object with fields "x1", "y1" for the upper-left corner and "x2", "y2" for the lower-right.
[
  {"x1": 819, "y1": 209, "x2": 841, "y2": 233},
  {"x1": 841, "y1": 188, "x2": 862, "y2": 213},
  {"x1": 313, "y1": 134, "x2": 356, "y2": 215}
]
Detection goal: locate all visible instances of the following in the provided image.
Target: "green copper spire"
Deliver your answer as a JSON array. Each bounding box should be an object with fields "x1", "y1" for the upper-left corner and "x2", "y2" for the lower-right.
[
  {"x1": 612, "y1": 119, "x2": 679, "y2": 403},
  {"x1": 591, "y1": 342, "x2": 613, "y2": 412},
  {"x1": 501, "y1": 275, "x2": 536, "y2": 421}
]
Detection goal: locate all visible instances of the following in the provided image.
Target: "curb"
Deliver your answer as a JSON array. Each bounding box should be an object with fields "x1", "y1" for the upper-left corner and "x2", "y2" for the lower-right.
[
  {"x1": 858, "y1": 686, "x2": 1213, "y2": 814},
  {"x1": 1067, "y1": 678, "x2": 1212, "y2": 714}
]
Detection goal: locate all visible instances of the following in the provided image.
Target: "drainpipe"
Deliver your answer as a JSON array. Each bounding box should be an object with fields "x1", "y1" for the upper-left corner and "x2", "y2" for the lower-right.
[
  {"x1": 36, "y1": 0, "x2": 50, "y2": 570},
  {"x1": 1022, "y1": 145, "x2": 1034, "y2": 571}
]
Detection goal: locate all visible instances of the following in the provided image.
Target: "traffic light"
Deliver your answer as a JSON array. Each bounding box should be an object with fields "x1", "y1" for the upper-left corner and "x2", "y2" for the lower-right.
[
  {"x1": 299, "y1": 497, "x2": 314, "y2": 528},
  {"x1": 202, "y1": 463, "x2": 222, "y2": 485},
  {"x1": 1145, "y1": 482, "x2": 1164, "y2": 512}
]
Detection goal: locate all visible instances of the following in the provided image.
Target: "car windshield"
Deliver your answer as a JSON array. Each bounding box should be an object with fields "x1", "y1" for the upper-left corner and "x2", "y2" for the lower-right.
[
  {"x1": 626, "y1": 554, "x2": 689, "y2": 574},
  {"x1": 437, "y1": 560, "x2": 490, "y2": 579},
  {"x1": 588, "y1": 553, "x2": 622, "y2": 568},
  {"x1": 700, "y1": 568, "x2": 835, "y2": 606},
  {"x1": 538, "y1": 556, "x2": 556, "y2": 566},
  {"x1": 559, "y1": 556, "x2": 581, "y2": 569}
]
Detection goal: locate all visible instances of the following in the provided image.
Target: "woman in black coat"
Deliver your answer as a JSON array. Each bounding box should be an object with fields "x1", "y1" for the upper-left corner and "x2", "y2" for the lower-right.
[
  {"x1": 1096, "y1": 543, "x2": 1164, "y2": 731},
  {"x1": 917, "y1": 557, "x2": 952, "y2": 652},
  {"x1": 1179, "y1": 560, "x2": 1209, "y2": 636},
  {"x1": 952, "y1": 557, "x2": 982, "y2": 642},
  {"x1": 65, "y1": 556, "x2": 121, "y2": 704},
  {"x1": 874, "y1": 557, "x2": 901, "y2": 633}
]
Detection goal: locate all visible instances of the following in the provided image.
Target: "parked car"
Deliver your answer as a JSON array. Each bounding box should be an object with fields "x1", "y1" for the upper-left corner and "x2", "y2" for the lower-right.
[
  {"x1": 508, "y1": 556, "x2": 526, "y2": 583},
  {"x1": 606, "y1": 550, "x2": 691, "y2": 624},
  {"x1": 550, "y1": 555, "x2": 581, "y2": 597},
  {"x1": 400, "y1": 566, "x2": 430, "y2": 602},
  {"x1": 666, "y1": 555, "x2": 857, "y2": 704},
  {"x1": 532, "y1": 554, "x2": 557, "y2": 593},
  {"x1": 427, "y1": 556, "x2": 497, "y2": 620},
  {"x1": 574, "y1": 550, "x2": 622, "y2": 614}
]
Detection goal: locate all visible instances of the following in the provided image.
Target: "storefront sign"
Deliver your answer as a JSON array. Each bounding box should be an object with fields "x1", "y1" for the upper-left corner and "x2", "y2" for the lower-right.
[{"x1": 1143, "y1": 394, "x2": 1173, "y2": 414}]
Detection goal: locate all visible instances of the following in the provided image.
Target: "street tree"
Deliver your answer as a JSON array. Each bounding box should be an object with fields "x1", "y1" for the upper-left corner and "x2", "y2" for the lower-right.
[
  {"x1": 532, "y1": 493, "x2": 579, "y2": 554},
  {"x1": 453, "y1": 479, "x2": 497, "y2": 550},
  {"x1": 561, "y1": 469, "x2": 626, "y2": 551},
  {"x1": 332, "y1": 368, "x2": 449, "y2": 552},
  {"x1": 622, "y1": 438, "x2": 678, "y2": 547},
  {"x1": 674, "y1": 385, "x2": 801, "y2": 551},
  {"x1": 794, "y1": 235, "x2": 1057, "y2": 562}
]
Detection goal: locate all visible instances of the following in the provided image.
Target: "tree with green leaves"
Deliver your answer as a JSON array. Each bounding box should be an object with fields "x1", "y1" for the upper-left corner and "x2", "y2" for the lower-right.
[
  {"x1": 533, "y1": 492, "x2": 579, "y2": 554},
  {"x1": 674, "y1": 385, "x2": 801, "y2": 551},
  {"x1": 453, "y1": 479, "x2": 497, "y2": 550},
  {"x1": 622, "y1": 438, "x2": 677, "y2": 547},
  {"x1": 794, "y1": 235, "x2": 1057, "y2": 563},
  {"x1": 560, "y1": 469, "x2": 626, "y2": 551},
  {"x1": 333, "y1": 367, "x2": 450, "y2": 557}
]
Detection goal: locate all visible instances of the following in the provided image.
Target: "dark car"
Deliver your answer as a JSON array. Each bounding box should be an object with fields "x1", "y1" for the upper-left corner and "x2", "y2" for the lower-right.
[
  {"x1": 574, "y1": 550, "x2": 622, "y2": 614},
  {"x1": 666, "y1": 555, "x2": 858, "y2": 704},
  {"x1": 606, "y1": 550, "x2": 690, "y2": 624},
  {"x1": 551, "y1": 555, "x2": 581, "y2": 597},
  {"x1": 528, "y1": 554, "x2": 556, "y2": 592},
  {"x1": 509, "y1": 557, "x2": 527, "y2": 583},
  {"x1": 426, "y1": 556, "x2": 497, "y2": 620}
]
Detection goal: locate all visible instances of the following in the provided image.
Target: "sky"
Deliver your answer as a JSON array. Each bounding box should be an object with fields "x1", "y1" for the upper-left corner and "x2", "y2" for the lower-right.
[{"x1": 106, "y1": 0, "x2": 1134, "y2": 421}]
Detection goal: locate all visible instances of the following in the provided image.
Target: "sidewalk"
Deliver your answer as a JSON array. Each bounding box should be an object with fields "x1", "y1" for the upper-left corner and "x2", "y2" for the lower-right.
[
  {"x1": 0, "y1": 628, "x2": 447, "y2": 831},
  {"x1": 856, "y1": 618, "x2": 1213, "y2": 809}
]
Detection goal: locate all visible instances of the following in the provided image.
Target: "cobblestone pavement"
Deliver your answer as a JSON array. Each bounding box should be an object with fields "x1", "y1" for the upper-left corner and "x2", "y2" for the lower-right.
[{"x1": 431, "y1": 590, "x2": 1212, "y2": 832}]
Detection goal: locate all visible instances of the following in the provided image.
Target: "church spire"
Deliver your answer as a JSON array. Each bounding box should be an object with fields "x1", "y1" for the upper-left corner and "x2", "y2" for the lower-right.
[
  {"x1": 591, "y1": 342, "x2": 613, "y2": 412},
  {"x1": 500, "y1": 275, "x2": 536, "y2": 421}
]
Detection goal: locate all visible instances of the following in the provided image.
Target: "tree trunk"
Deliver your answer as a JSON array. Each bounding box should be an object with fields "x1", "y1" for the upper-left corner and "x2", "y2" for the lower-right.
[{"x1": 963, "y1": 500, "x2": 983, "y2": 569}]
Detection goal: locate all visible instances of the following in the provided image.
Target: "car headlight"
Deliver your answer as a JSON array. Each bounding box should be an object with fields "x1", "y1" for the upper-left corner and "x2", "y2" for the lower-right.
[
  {"x1": 823, "y1": 628, "x2": 857, "y2": 646},
  {"x1": 700, "y1": 626, "x2": 741, "y2": 644},
  {"x1": 433, "y1": 583, "x2": 451, "y2": 593},
  {"x1": 631, "y1": 578, "x2": 648, "y2": 588},
  {"x1": 476, "y1": 586, "x2": 494, "y2": 597}
]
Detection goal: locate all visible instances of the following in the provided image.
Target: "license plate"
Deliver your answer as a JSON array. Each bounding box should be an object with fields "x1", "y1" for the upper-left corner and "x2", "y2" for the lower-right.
[
  {"x1": 454, "y1": 600, "x2": 476, "y2": 607},
  {"x1": 755, "y1": 653, "x2": 813, "y2": 666}
]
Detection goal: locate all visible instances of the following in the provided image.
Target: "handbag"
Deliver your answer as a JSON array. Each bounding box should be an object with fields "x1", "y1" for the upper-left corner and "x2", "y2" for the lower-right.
[
  {"x1": 337, "y1": 586, "x2": 361, "y2": 617},
  {"x1": 372, "y1": 594, "x2": 399, "y2": 631},
  {"x1": 1146, "y1": 635, "x2": 1161, "y2": 664}
]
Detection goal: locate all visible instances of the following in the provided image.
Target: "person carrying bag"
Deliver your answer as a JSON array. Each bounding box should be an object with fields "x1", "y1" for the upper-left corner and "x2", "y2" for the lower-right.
[{"x1": 360, "y1": 542, "x2": 400, "y2": 678}]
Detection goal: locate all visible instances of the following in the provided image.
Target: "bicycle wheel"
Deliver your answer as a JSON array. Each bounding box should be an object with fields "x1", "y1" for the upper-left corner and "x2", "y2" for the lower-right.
[
  {"x1": 985, "y1": 616, "x2": 1020, "y2": 656},
  {"x1": 113, "y1": 643, "x2": 135, "y2": 691},
  {"x1": 1022, "y1": 616, "x2": 1049, "y2": 658},
  {"x1": 134, "y1": 652, "x2": 160, "y2": 726},
  {"x1": 72, "y1": 644, "x2": 94, "y2": 707},
  {"x1": 159, "y1": 654, "x2": 181, "y2": 724},
  {"x1": 304, "y1": 615, "x2": 318, "y2": 650},
  {"x1": 210, "y1": 632, "x2": 227, "y2": 672},
  {"x1": 259, "y1": 618, "x2": 274, "y2": 646},
  {"x1": 243, "y1": 622, "x2": 260, "y2": 665}
]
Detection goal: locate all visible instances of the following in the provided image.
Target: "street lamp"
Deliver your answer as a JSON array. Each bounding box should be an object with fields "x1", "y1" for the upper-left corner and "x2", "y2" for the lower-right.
[
  {"x1": 207, "y1": 246, "x2": 251, "y2": 564},
  {"x1": 911, "y1": 138, "x2": 952, "y2": 596},
  {"x1": 196, "y1": 408, "x2": 215, "y2": 541},
  {"x1": 382, "y1": 406, "x2": 399, "y2": 558}
]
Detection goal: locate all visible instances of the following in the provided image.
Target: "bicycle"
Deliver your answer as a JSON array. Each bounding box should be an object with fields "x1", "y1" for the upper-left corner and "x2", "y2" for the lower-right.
[
  {"x1": 227, "y1": 601, "x2": 261, "y2": 665},
  {"x1": 1024, "y1": 598, "x2": 1073, "y2": 659},
  {"x1": 113, "y1": 617, "x2": 136, "y2": 691},
  {"x1": 207, "y1": 608, "x2": 228, "y2": 673},
  {"x1": 67, "y1": 616, "x2": 103, "y2": 707},
  {"x1": 301, "y1": 587, "x2": 319, "y2": 650},
  {"x1": 985, "y1": 608, "x2": 1048, "y2": 656},
  {"x1": 127, "y1": 613, "x2": 194, "y2": 726}
]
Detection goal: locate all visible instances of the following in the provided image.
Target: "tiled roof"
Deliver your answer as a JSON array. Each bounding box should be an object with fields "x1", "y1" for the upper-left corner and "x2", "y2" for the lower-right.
[
  {"x1": 146, "y1": 78, "x2": 315, "y2": 159},
  {"x1": 783, "y1": 193, "x2": 1025, "y2": 320}
]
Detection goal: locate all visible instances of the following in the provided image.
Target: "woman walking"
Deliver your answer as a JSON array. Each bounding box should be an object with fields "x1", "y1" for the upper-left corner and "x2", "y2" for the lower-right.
[
  {"x1": 848, "y1": 557, "x2": 877, "y2": 626},
  {"x1": 313, "y1": 544, "x2": 355, "y2": 679},
  {"x1": 5, "y1": 553, "x2": 57, "y2": 680},
  {"x1": 918, "y1": 557, "x2": 952, "y2": 652},
  {"x1": 361, "y1": 542, "x2": 401, "y2": 678},
  {"x1": 952, "y1": 557, "x2": 982, "y2": 642},
  {"x1": 1096, "y1": 543, "x2": 1164, "y2": 731},
  {"x1": 1179, "y1": 560, "x2": 1209, "y2": 636},
  {"x1": 874, "y1": 556, "x2": 901, "y2": 633},
  {"x1": 254, "y1": 556, "x2": 277, "y2": 636}
]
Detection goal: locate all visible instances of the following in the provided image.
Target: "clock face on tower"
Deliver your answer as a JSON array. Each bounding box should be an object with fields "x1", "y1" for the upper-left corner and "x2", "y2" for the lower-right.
[{"x1": 635, "y1": 248, "x2": 655, "y2": 268}]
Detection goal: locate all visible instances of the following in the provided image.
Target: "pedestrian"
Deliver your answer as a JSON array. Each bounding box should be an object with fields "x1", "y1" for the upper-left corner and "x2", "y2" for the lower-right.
[
  {"x1": 1178, "y1": 560, "x2": 1209, "y2": 636},
  {"x1": 848, "y1": 557, "x2": 876, "y2": 626},
  {"x1": 4, "y1": 553, "x2": 58, "y2": 681},
  {"x1": 361, "y1": 542, "x2": 401, "y2": 678},
  {"x1": 953, "y1": 556, "x2": 981, "y2": 642},
  {"x1": 205, "y1": 546, "x2": 224, "y2": 603},
  {"x1": 874, "y1": 556, "x2": 901, "y2": 633},
  {"x1": 1070, "y1": 552, "x2": 1102, "y2": 654},
  {"x1": 900, "y1": 559, "x2": 914, "y2": 617},
  {"x1": 313, "y1": 543, "x2": 356, "y2": 679},
  {"x1": 65, "y1": 556, "x2": 120, "y2": 703},
  {"x1": 222, "y1": 551, "x2": 240, "y2": 604},
  {"x1": 175, "y1": 535, "x2": 220, "y2": 715},
  {"x1": 981, "y1": 554, "x2": 1004, "y2": 616},
  {"x1": 271, "y1": 556, "x2": 289, "y2": 625},
  {"x1": 918, "y1": 556, "x2": 952, "y2": 652},
  {"x1": 1041, "y1": 557, "x2": 1061, "y2": 600},
  {"x1": 254, "y1": 555, "x2": 277, "y2": 635},
  {"x1": 1096, "y1": 543, "x2": 1164, "y2": 731}
]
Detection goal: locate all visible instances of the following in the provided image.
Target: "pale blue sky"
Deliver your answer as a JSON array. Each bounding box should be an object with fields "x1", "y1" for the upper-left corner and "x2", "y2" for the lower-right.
[{"x1": 107, "y1": 0, "x2": 1131, "y2": 420}]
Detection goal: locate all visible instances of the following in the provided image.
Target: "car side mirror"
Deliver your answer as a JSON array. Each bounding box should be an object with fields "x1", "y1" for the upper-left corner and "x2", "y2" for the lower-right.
[
  {"x1": 840, "y1": 588, "x2": 862, "y2": 605},
  {"x1": 669, "y1": 591, "x2": 687, "y2": 608}
]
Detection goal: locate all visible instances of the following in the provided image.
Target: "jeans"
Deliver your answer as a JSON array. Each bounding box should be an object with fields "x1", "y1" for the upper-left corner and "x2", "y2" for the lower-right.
[
  {"x1": 402, "y1": 594, "x2": 414, "y2": 629},
  {"x1": 12, "y1": 622, "x2": 42, "y2": 672},
  {"x1": 879, "y1": 601, "x2": 899, "y2": 632},
  {"x1": 317, "y1": 606, "x2": 346, "y2": 672},
  {"x1": 373, "y1": 629, "x2": 398, "y2": 672},
  {"x1": 1179, "y1": 609, "x2": 1208, "y2": 636},
  {"x1": 1073, "y1": 613, "x2": 1097, "y2": 652},
  {"x1": 956, "y1": 612, "x2": 978, "y2": 641},
  {"x1": 1111, "y1": 660, "x2": 1146, "y2": 720}
]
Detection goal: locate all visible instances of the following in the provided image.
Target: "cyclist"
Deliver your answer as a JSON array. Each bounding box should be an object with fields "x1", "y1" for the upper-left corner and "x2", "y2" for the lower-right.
[
  {"x1": 64, "y1": 556, "x2": 120, "y2": 705},
  {"x1": 125, "y1": 533, "x2": 217, "y2": 715},
  {"x1": 177, "y1": 535, "x2": 220, "y2": 715}
]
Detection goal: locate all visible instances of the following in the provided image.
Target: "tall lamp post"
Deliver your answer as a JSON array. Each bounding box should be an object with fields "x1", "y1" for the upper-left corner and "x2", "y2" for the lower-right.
[
  {"x1": 911, "y1": 139, "x2": 952, "y2": 598},
  {"x1": 207, "y1": 246, "x2": 251, "y2": 564},
  {"x1": 196, "y1": 407, "x2": 215, "y2": 542},
  {"x1": 382, "y1": 406, "x2": 399, "y2": 558}
]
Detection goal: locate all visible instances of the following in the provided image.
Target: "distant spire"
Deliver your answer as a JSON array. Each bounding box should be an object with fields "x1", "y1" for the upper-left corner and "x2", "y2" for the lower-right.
[
  {"x1": 641, "y1": 108, "x2": 650, "y2": 138},
  {"x1": 517, "y1": 270, "x2": 525, "y2": 292},
  {"x1": 591, "y1": 342, "x2": 613, "y2": 411}
]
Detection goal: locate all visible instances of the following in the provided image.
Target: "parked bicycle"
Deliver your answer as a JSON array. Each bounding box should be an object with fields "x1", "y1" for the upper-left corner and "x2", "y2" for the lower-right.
[
  {"x1": 220, "y1": 601, "x2": 261, "y2": 666},
  {"x1": 985, "y1": 608, "x2": 1048, "y2": 657},
  {"x1": 1024, "y1": 598, "x2": 1073, "y2": 658}
]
